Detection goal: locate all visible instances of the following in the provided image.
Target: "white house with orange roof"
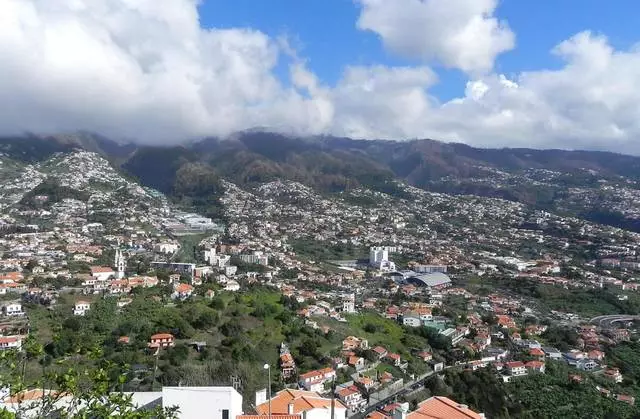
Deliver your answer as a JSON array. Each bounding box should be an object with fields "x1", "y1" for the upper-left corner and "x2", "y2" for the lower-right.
[
  {"x1": 90, "y1": 266, "x2": 115, "y2": 281},
  {"x1": 0, "y1": 336, "x2": 22, "y2": 351},
  {"x1": 398, "y1": 396, "x2": 485, "y2": 419},
  {"x1": 255, "y1": 389, "x2": 347, "y2": 419},
  {"x1": 172, "y1": 283, "x2": 194, "y2": 300},
  {"x1": 336, "y1": 385, "x2": 366, "y2": 411},
  {"x1": 299, "y1": 367, "x2": 336, "y2": 392}
]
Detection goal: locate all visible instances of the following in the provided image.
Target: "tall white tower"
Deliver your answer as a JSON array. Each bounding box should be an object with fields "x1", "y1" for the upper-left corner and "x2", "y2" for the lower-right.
[{"x1": 115, "y1": 249, "x2": 126, "y2": 279}]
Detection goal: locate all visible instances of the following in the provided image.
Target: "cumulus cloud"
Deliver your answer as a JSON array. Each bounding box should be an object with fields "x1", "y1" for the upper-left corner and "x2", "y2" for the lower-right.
[
  {"x1": 1, "y1": 1, "x2": 640, "y2": 153},
  {"x1": 356, "y1": 0, "x2": 515, "y2": 74},
  {"x1": 0, "y1": 0, "x2": 324, "y2": 142}
]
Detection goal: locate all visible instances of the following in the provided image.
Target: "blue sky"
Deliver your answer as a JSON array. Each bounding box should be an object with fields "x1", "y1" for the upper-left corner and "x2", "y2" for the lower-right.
[{"x1": 199, "y1": 0, "x2": 638, "y2": 100}]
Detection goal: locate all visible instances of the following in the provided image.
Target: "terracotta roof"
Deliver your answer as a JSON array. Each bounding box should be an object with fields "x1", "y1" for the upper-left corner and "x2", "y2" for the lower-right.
[
  {"x1": 505, "y1": 361, "x2": 525, "y2": 368},
  {"x1": 372, "y1": 346, "x2": 387, "y2": 354},
  {"x1": 238, "y1": 416, "x2": 301, "y2": 419},
  {"x1": 3, "y1": 389, "x2": 64, "y2": 404},
  {"x1": 150, "y1": 333, "x2": 174, "y2": 340},
  {"x1": 408, "y1": 396, "x2": 483, "y2": 419},
  {"x1": 0, "y1": 336, "x2": 20, "y2": 344},
  {"x1": 525, "y1": 361, "x2": 545, "y2": 368},
  {"x1": 90, "y1": 266, "x2": 114, "y2": 274},
  {"x1": 255, "y1": 389, "x2": 346, "y2": 415},
  {"x1": 337, "y1": 387, "x2": 359, "y2": 398},
  {"x1": 175, "y1": 283, "x2": 194, "y2": 293},
  {"x1": 367, "y1": 411, "x2": 390, "y2": 419}
]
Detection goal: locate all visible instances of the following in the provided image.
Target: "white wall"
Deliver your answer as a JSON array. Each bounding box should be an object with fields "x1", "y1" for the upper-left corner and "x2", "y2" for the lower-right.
[
  {"x1": 162, "y1": 387, "x2": 243, "y2": 419},
  {"x1": 305, "y1": 406, "x2": 348, "y2": 419}
]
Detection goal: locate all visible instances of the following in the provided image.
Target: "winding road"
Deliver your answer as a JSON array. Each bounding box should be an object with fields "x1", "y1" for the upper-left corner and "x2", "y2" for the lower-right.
[{"x1": 590, "y1": 314, "x2": 640, "y2": 329}]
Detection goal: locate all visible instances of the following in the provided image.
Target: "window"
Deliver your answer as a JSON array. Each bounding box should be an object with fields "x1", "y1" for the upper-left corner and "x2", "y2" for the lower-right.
[{"x1": 222, "y1": 409, "x2": 229, "y2": 419}]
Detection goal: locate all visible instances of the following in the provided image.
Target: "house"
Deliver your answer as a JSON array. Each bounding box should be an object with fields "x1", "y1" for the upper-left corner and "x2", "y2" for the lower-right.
[
  {"x1": 404, "y1": 396, "x2": 485, "y2": 419},
  {"x1": 2, "y1": 302, "x2": 24, "y2": 317},
  {"x1": 371, "y1": 346, "x2": 388, "y2": 359},
  {"x1": 429, "y1": 360, "x2": 444, "y2": 372},
  {"x1": 356, "y1": 376, "x2": 377, "y2": 392},
  {"x1": 73, "y1": 301, "x2": 91, "y2": 316},
  {"x1": 616, "y1": 394, "x2": 635, "y2": 405},
  {"x1": 505, "y1": 361, "x2": 527, "y2": 377},
  {"x1": 337, "y1": 385, "x2": 366, "y2": 411},
  {"x1": 90, "y1": 266, "x2": 115, "y2": 281},
  {"x1": 168, "y1": 274, "x2": 181, "y2": 284},
  {"x1": 224, "y1": 280, "x2": 240, "y2": 292},
  {"x1": 525, "y1": 361, "x2": 546, "y2": 373},
  {"x1": 588, "y1": 350, "x2": 605, "y2": 361},
  {"x1": 542, "y1": 347, "x2": 562, "y2": 360},
  {"x1": 148, "y1": 333, "x2": 175, "y2": 349},
  {"x1": 496, "y1": 315, "x2": 516, "y2": 329},
  {"x1": 529, "y1": 348, "x2": 545, "y2": 360},
  {"x1": 348, "y1": 356, "x2": 366, "y2": 371},
  {"x1": 255, "y1": 389, "x2": 347, "y2": 419},
  {"x1": 118, "y1": 336, "x2": 130, "y2": 345},
  {"x1": 299, "y1": 367, "x2": 336, "y2": 392},
  {"x1": 172, "y1": 283, "x2": 194, "y2": 300},
  {"x1": 0, "y1": 336, "x2": 22, "y2": 351},
  {"x1": 205, "y1": 289, "x2": 216, "y2": 300},
  {"x1": 603, "y1": 368, "x2": 623, "y2": 383},
  {"x1": 576, "y1": 359, "x2": 598, "y2": 371},
  {"x1": 342, "y1": 336, "x2": 368, "y2": 351},
  {"x1": 417, "y1": 351, "x2": 433, "y2": 362},
  {"x1": 385, "y1": 353, "x2": 401, "y2": 367},
  {"x1": 280, "y1": 352, "x2": 297, "y2": 380},
  {"x1": 402, "y1": 313, "x2": 422, "y2": 328}
]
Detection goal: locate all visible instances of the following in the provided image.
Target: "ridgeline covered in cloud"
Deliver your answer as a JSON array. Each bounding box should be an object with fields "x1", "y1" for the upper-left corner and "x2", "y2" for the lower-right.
[{"x1": 1, "y1": 0, "x2": 639, "y2": 152}]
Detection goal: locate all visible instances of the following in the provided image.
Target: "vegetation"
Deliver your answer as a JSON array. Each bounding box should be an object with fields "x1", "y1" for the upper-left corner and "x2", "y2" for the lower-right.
[{"x1": 431, "y1": 362, "x2": 639, "y2": 418}]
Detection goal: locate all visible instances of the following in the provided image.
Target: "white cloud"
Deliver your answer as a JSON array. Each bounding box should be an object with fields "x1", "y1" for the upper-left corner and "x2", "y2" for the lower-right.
[
  {"x1": 356, "y1": 0, "x2": 515, "y2": 74},
  {"x1": 0, "y1": 0, "x2": 319, "y2": 142},
  {"x1": 1, "y1": 1, "x2": 640, "y2": 153}
]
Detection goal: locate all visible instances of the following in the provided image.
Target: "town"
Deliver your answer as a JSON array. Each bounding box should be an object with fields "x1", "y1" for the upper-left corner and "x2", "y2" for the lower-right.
[{"x1": 1, "y1": 150, "x2": 640, "y2": 418}]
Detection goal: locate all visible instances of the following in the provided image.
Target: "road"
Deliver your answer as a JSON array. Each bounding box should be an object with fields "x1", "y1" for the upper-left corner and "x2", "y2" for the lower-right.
[{"x1": 590, "y1": 314, "x2": 640, "y2": 328}]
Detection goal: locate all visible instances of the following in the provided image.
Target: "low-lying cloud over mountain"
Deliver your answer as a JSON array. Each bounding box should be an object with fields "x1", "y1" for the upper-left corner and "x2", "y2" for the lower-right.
[{"x1": 1, "y1": 0, "x2": 640, "y2": 152}]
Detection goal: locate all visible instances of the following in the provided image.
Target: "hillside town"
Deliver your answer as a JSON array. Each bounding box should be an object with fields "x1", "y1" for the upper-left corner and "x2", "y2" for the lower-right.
[{"x1": 1, "y1": 151, "x2": 640, "y2": 417}]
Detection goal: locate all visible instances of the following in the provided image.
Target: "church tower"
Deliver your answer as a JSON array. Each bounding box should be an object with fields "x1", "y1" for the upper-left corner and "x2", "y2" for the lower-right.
[{"x1": 115, "y1": 249, "x2": 126, "y2": 279}]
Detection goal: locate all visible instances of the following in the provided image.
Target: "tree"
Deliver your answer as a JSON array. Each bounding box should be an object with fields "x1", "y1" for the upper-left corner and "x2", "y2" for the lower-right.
[{"x1": 0, "y1": 347, "x2": 178, "y2": 418}]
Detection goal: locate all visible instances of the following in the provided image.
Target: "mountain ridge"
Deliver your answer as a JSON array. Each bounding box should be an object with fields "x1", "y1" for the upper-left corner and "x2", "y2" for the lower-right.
[{"x1": 3, "y1": 131, "x2": 640, "y2": 231}]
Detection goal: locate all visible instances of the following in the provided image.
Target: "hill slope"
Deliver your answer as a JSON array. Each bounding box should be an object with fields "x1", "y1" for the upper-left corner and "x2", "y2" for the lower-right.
[{"x1": 4, "y1": 132, "x2": 640, "y2": 231}]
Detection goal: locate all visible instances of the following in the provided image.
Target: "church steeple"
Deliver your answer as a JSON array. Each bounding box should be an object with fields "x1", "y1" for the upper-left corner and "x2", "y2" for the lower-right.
[{"x1": 115, "y1": 248, "x2": 126, "y2": 279}]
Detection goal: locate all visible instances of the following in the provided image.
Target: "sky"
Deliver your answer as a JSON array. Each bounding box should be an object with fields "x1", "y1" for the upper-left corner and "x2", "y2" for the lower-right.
[{"x1": 1, "y1": 0, "x2": 640, "y2": 153}]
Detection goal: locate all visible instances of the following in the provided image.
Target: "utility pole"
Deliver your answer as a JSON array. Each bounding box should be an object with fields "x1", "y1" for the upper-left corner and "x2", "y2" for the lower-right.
[
  {"x1": 330, "y1": 378, "x2": 336, "y2": 419},
  {"x1": 264, "y1": 364, "x2": 272, "y2": 419}
]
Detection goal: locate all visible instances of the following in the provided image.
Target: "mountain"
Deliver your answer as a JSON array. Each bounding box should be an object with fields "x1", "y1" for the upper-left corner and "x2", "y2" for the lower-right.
[{"x1": 4, "y1": 132, "x2": 640, "y2": 231}]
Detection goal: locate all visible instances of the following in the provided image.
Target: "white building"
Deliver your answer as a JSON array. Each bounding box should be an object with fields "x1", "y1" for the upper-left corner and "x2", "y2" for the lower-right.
[
  {"x1": 138, "y1": 386, "x2": 243, "y2": 419},
  {"x1": 73, "y1": 301, "x2": 91, "y2": 316},
  {"x1": 238, "y1": 252, "x2": 269, "y2": 266},
  {"x1": 204, "y1": 248, "x2": 217, "y2": 265},
  {"x1": 342, "y1": 294, "x2": 356, "y2": 313},
  {"x1": 115, "y1": 249, "x2": 126, "y2": 280},
  {"x1": 0, "y1": 386, "x2": 242, "y2": 419},
  {"x1": 224, "y1": 280, "x2": 240, "y2": 292},
  {"x1": 369, "y1": 246, "x2": 396, "y2": 272},
  {"x1": 0, "y1": 336, "x2": 22, "y2": 350},
  {"x1": 155, "y1": 242, "x2": 179, "y2": 254},
  {"x1": 90, "y1": 266, "x2": 115, "y2": 281},
  {"x1": 2, "y1": 302, "x2": 24, "y2": 317},
  {"x1": 403, "y1": 314, "x2": 422, "y2": 328}
]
